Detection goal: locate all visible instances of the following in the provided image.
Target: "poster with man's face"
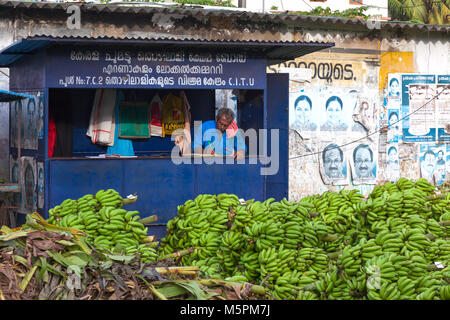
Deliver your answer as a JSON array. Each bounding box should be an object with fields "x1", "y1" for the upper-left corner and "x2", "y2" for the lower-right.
[
  {"x1": 350, "y1": 142, "x2": 377, "y2": 185},
  {"x1": 23, "y1": 95, "x2": 38, "y2": 150},
  {"x1": 319, "y1": 142, "x2": 349, "y2": 185},
  {"x1": 37, "y1": 162, "x2": 44, "y2": 209},
  {"x1": 19, "y1": 157, "x2": 37, "y2": 213},
  {"x1": 419, "y1": 144, "x2": 446, "y2": 185},
  {"x1": 10, "y1": 100, "x2": 21, "y2": 148},
  {"x1": 37, "y1": 93, "x2": 44, "y2": 139}
]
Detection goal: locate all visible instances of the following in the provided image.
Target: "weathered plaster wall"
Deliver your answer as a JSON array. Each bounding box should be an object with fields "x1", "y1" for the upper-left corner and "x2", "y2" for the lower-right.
[
  {"x1": 0, "y1": 18, "x2": 13, "y2": 180},
  {"x1": 271, "y1": 29, "x2": 450, "y2": 200}
]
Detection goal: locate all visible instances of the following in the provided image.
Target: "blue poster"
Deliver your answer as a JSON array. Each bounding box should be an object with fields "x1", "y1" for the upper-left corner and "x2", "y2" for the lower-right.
[
  {"x1": 419, "y1": 144, "x2": 446, "y2": 185},
  {"x1": 387, "y1": 108, "x2": 401, "y2": 143},
  {"x1": 437, "y1": 75, "x2": 450, "y2": 142},
  {"x1": 401, "y1": 74, "x2": 436, "y2": 143}
]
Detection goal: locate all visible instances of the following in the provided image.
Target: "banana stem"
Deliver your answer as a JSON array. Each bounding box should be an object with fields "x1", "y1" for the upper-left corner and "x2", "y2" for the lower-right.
[
  {"x1": 122, "y1": 196, "x2": 138, "y2": 206},
  {"x1": 327, "y1": 250, "x2": 342, "y2": 259},
  {"x1": 321, "y1": 234, "x2": 339, "y2": 242},
  {"x1": 425, "y1": 233, "x2": 436, "y2": 241},
  {"x1": 154, "y1": 266, "x2": 199, "y2": 275},
  {"x1": 158, "y1": 247, "x2": 195, "y2": 261},
  {"x1": 139, "y1": 215, "x2": 158, "y2": 225},
  {"x1": 439, "y1": 220, "x2": 450, "y2": 226},
  {"x1": 301, "y1": 284, "x2": 317, "y2": 292}
]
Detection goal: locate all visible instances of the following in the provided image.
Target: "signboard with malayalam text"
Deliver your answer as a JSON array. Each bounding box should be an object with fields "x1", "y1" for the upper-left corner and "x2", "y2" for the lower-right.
[{"x1": 46, "y1": 46, "x2": 266, "y2": 90}]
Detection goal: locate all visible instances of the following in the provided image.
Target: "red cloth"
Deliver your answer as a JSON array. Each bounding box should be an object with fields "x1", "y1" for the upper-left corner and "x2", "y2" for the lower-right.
[
  {"x1": 226, "y1": 120, "x2": 238, "y2": 138},
  {"x1": 48, "y1": 110, "x2": 56, "y2": 158}
]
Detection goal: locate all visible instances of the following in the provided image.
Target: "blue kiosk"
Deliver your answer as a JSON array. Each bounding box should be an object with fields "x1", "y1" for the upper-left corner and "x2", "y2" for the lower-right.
[{"x1": 1, "y1": 36, "x2": 333, "y2": 237}]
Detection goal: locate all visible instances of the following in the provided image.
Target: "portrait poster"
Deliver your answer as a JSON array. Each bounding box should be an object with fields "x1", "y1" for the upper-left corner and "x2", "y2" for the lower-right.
[
  {"x1": 350, "y1": 141, "x2": 378, "y2": 185},
  {"x1": 10, "y1": 99, "x2": 21, "y2": 148},
  {"x1": 387, "y1": 73, "x2": 401, "y2": 101},
  {"x1": 290, "y1": 87, "x2": 364, "y2": 137},
  {"x1": 419, "y1": 144, "x2": 446, "y2": 185},
  {"x1": 289, "y1": 90, "x2": 319, "y2": 138},
  {"x1": 436, "y1": 75, "x2": 450, "y2": 141},
  {"x1": 447, "y1": 144, "x2": 450, "y2": 178},
  {"x1": 401, "y1": 74, "x2": 436, "y2": 143},
  {"x1": 20, "y1": 157, "x2": 37, "y2": 213},
  {"x1": 387, "y1": 108, "x2": 401, "y2": 143},
  {"x1": 37, "y1": 162, "x2": 44, "y2": 209},
  {"x1": 318, "y1": 141, "x2": 349, "y2": 186},
  {"x1": 386, "y1": 144, "x2": 400, "y2": 182},
  {"x1": 22, "y1": 94, "x2": 39, "y2": 150},
  {"x1": 37, "y1": 93, "x2": 45, "y2": 140}
]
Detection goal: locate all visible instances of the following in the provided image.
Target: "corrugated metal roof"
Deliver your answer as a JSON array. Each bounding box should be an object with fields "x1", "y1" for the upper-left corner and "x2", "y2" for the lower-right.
[
  {"x1": 0, "y1": 36, "x2": 335, "y2": 67},
  {"x1": 0, "y1": 0, "x2": 449, "y2": 33}
]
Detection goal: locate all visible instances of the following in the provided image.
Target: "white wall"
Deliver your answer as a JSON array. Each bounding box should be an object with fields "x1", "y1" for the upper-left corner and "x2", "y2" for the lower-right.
[{"x1": 233, "y1": 0, "x2": 388, "y2": 17}]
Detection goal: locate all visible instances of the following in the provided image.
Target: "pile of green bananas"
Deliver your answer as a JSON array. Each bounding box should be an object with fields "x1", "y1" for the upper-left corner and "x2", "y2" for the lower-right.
[
  {"x1": 46, "y1": 189, "x2": 157, "y2": 263},
  {"x1": 158, "y1": 178, "x2": 450, "y2": 300}
]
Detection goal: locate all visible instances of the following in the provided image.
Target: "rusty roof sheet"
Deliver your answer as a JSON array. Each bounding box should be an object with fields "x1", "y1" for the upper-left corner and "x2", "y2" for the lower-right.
[
  {"x1": 0, "y1": 0, "x2": 449, "y2": 33},
  {"x1": 0, "y1": 35, "x2": 335, "y2": 67}
]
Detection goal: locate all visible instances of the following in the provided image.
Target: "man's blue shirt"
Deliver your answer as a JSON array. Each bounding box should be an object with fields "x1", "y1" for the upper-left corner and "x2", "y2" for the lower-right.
[{"x1": 192, "y1": 120, "x2": 246, "y2": 155}]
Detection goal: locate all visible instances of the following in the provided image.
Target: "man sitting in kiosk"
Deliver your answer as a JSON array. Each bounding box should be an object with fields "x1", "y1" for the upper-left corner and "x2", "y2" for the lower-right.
[{"x1": 193, "y1": 108, "x2": 246, "y2": 161}]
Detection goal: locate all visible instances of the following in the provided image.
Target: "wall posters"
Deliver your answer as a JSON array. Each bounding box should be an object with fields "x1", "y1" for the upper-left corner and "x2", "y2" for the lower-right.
[
  {"x1": 401, "y1": 74, "x2": 436, "y2": 143},
  {"x1": 419, "y1": 144, "x2": 446, "y2": 185}
]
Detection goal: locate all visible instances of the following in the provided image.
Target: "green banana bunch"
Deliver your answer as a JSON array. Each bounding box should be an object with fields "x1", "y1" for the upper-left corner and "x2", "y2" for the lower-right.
[{"x1": 95, "y1": 189, "x2": 124, "y2": 208}]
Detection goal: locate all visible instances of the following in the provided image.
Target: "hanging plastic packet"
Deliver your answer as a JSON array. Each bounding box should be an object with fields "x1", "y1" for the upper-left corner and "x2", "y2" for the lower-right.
[{"x1": 150, "y1": 93, "x2": 163, "y2": 137}]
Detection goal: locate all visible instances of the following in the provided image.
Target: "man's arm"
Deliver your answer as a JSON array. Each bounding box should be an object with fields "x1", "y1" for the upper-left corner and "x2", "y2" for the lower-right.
[{"x1": 234, "y1": 130, "x2": 246, "y2": 161}]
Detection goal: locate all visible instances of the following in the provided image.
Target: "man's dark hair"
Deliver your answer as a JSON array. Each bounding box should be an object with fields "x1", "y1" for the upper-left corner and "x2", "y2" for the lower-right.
[
  {"x1": 294, "y1": 95, "x2": 312, "y2": 110},
  {"x1": 322, "y1": 143, "x2": 343, "y2": 164},
  {"x1": 424, "y1": 150, "x2": 435, "y2": 159},
  {"x1": 436, "y1": 159, "x2": 445, "y2": 166},
  {"x1": 437, "y1": 150, "x2": 444, "y2": 157},
  {"x1": 325, "y1": 96, "x2": 343, "y2": 110},
  {"x1": 216, "y1": 107, "x2": 235, "y2": 122},
  {"x1": 353, "y1": 144, "x2": 373, "y2": 163},
  {"x1": 388, "y1": 146, "x2": 397, "y2": 155}
]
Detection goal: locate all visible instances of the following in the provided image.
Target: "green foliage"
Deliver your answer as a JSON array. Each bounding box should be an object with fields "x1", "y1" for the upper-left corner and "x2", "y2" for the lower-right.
[
  {"x1": 285, "y1": 6, "x2": 371, "y2": 20},
  {"x1": 388, "y1": 0, "x2": 450, "y2": 24}
]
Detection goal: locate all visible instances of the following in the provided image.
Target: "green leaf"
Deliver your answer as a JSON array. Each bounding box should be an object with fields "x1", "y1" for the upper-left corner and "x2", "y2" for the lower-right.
[
  {"x1": 0, "y1": 230, "x2": 30, "y2": 241},
  {"x1": 13, "y1": 255, "x2": 28, "y2": 267},
  {"x1": 154, "y1": 284, "x2": 189, "y2": 298},
  {"x1": 104, "y1": 254, "x2": 135, "y2": 263},
  {"x1": 176, "y1": 282, "x2": 219, "y2": 300},
  {"x1": 55, "y1": 240, "x2": 76, "y2": 246},
  {"x1": 19, "y1": 265, "x2": 38, "y2": 292}
]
